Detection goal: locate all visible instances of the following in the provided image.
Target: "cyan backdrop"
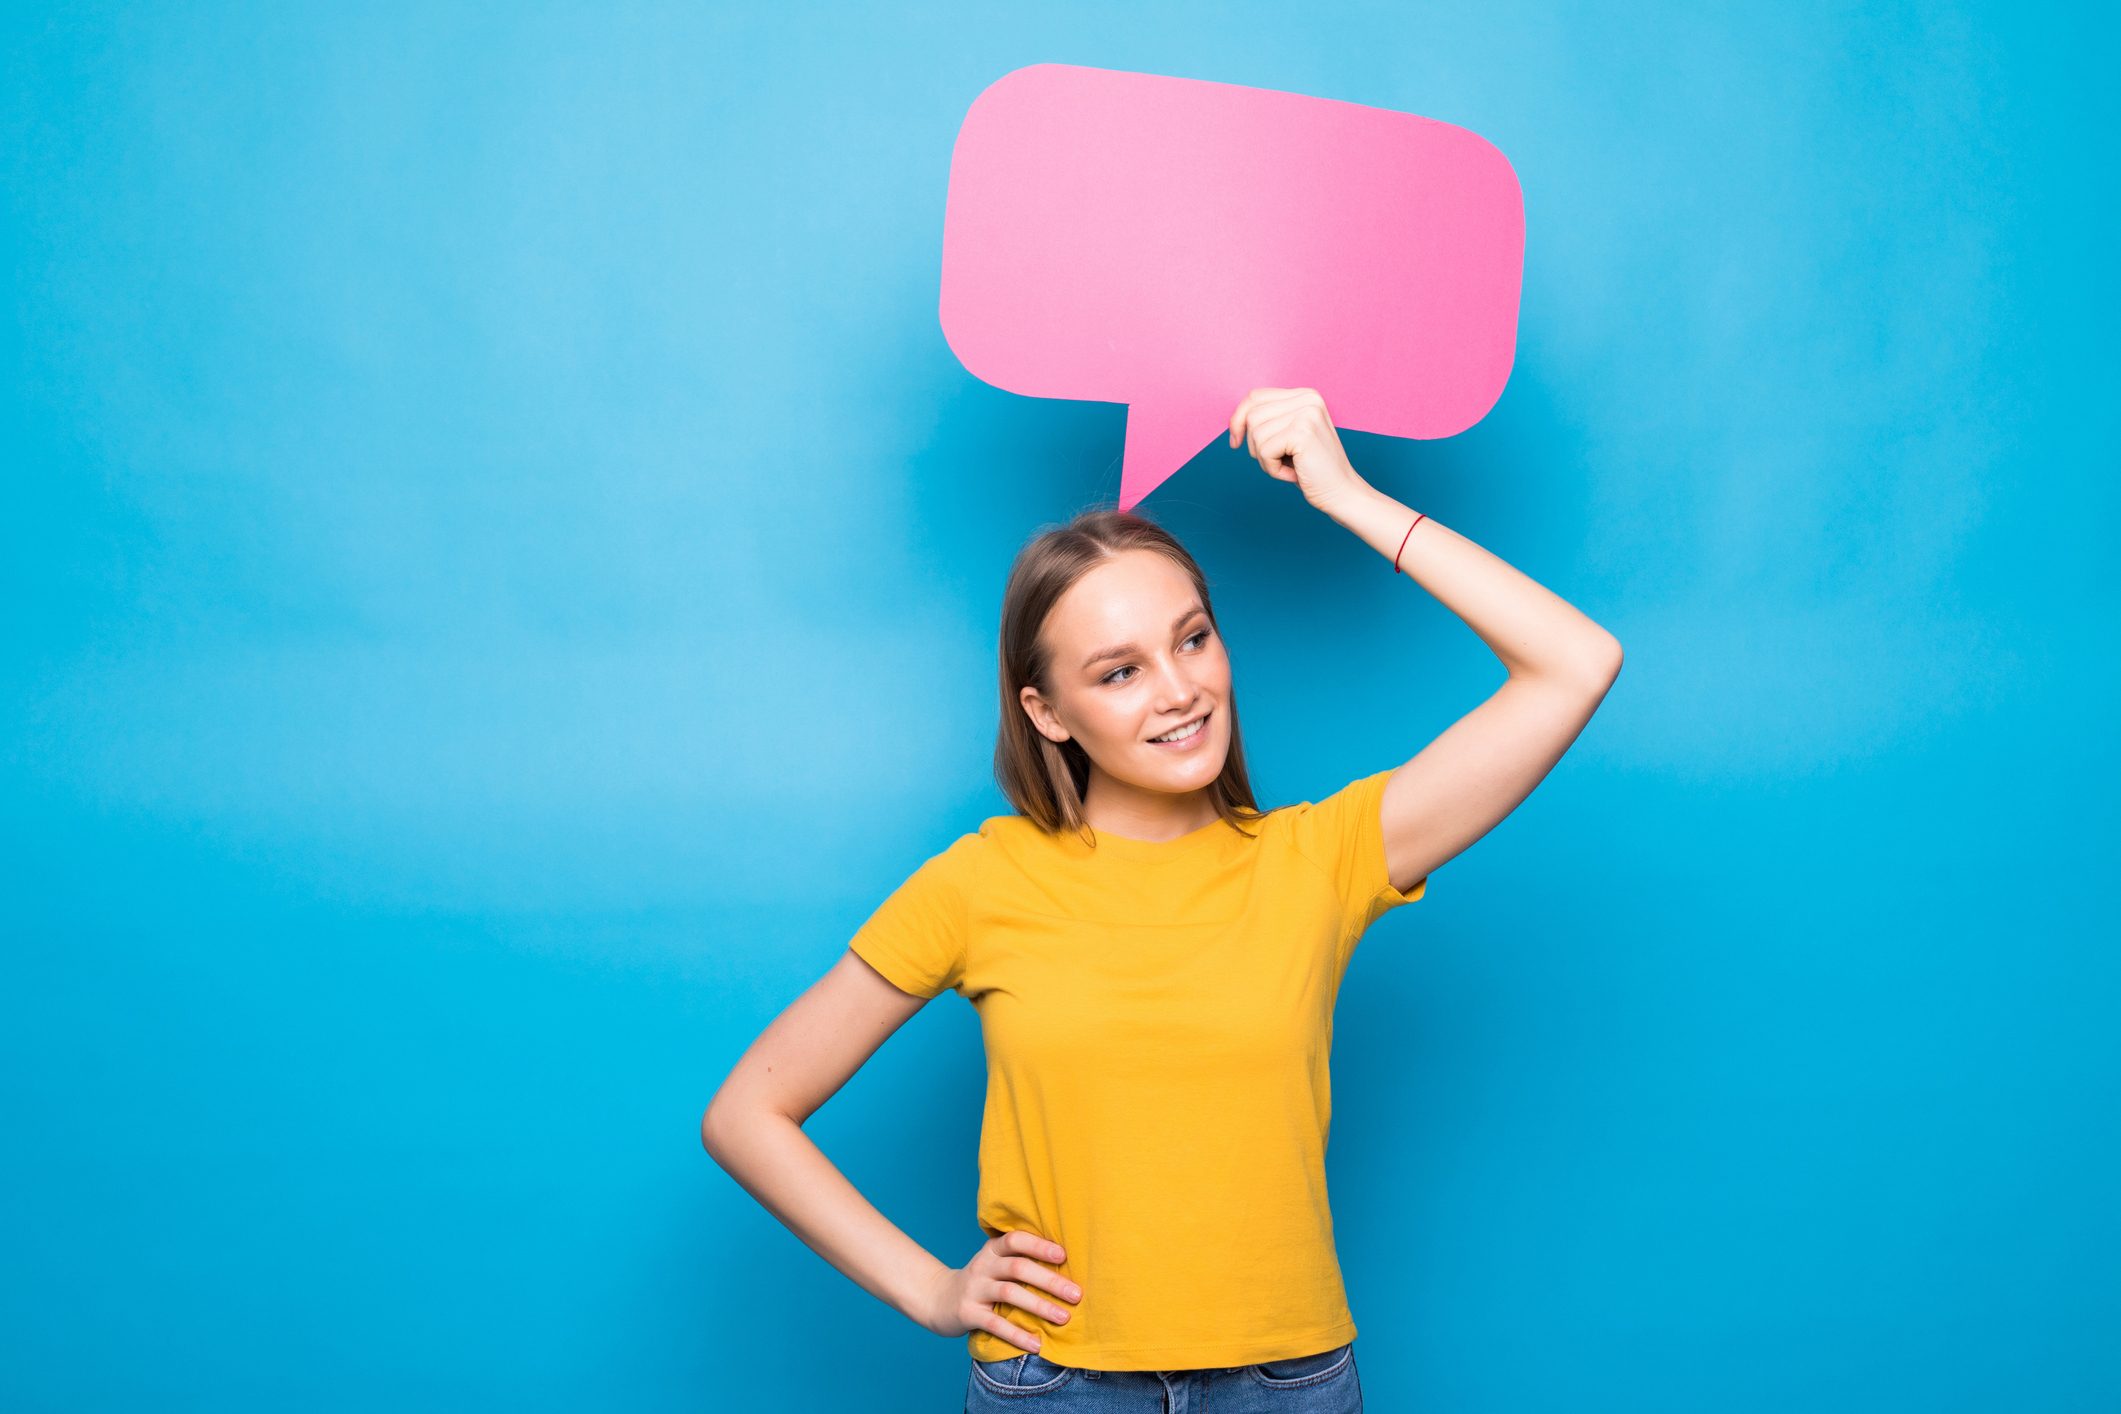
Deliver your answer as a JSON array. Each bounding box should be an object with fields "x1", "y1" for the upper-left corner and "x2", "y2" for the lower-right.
[{"x1": 5, "y1": 3, "x2": 2113, "y2": 1410}]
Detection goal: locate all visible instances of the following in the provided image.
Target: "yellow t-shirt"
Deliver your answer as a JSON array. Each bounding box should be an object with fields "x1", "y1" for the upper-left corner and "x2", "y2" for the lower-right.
[{"x1": 850, "y1": 771, "x2": 1419, "y2": 1370}]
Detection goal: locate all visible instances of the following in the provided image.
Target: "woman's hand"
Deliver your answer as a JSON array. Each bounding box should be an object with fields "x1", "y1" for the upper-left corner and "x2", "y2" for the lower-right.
[
  {"x1": 1229, "y1": 387, "x2": 1369, "y2": 515},
  {"x1": 914, "y1": 1230, "x2": 1081, "y2": 1355}
]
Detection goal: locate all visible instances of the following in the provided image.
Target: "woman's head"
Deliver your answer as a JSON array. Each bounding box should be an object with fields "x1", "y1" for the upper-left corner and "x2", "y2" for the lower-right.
[{"x1": 995, "y1": 510, "x2": 1259, "y2": 833}]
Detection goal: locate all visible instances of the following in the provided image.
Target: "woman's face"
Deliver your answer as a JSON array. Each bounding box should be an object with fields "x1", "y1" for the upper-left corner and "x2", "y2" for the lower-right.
[{"x1": 1020, "y1": 549, "x2": 1234, "y2": 803}]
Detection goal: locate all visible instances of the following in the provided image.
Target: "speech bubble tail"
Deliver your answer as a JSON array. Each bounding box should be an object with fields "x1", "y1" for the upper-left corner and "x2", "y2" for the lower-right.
[{"x1": 1117, "y1": 403, "x2": 1224, "y2": 511}]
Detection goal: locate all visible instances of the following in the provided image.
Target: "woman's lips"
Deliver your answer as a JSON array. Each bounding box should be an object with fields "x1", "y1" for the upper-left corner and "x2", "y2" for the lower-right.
[{"x1": 1147, "y1": 710, "x2": 1212, "y2": 749}]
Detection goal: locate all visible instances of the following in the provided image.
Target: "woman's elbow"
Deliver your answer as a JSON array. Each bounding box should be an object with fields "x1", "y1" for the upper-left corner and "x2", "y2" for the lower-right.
[
  {"x1": 1592, "y1": 629, "x2": 1624, "y2": 689},
  {"x1": 1565, "y1": 628, "x2": 1623, "y2": 701},
  {"x1": 702, "y1": 1082, "x2": 795, "y2": 1169},
  {"x1": 700, "y1": 1090, "x2": 739, "y2": 1164}
]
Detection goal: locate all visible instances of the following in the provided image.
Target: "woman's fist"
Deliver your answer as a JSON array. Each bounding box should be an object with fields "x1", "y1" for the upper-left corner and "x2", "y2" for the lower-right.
[
  {"x1": 915, "y1": 1229, "x2": 1081, "y2": 1355},
  {"x1": 1229, "y1": 387, "x2": 1366, "y2": 514}
]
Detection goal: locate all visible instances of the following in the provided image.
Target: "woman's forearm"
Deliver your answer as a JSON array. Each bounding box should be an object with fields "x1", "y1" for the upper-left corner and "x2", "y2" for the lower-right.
[
  {"x1": 1322, "y1": 482, "x2": 1621, "y2": 691},
  {"x1": 700, "y1": 950, "x2": 950, "y2": 1324},
  {"x1": 703, "y1": 1101, "x2": 950, "y2": 1319}
]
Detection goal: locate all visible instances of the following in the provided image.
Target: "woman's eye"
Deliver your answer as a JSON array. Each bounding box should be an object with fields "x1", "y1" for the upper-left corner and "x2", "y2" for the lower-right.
[
  {"x1": 1182, "y1": 632, "x2": 1209, "y2": 650},
  {"x1": 1103, "y1": 665, "x2": 1138, "y2": 684}
]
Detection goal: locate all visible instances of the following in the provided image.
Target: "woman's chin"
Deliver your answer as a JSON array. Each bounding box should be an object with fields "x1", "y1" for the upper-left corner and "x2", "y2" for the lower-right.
[{"x1": 1123, "y1": 749, "x2": 1229, "y2": 798}]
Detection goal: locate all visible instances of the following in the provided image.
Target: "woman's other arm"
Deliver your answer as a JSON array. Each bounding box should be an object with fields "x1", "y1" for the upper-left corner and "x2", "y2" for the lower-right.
[
  {"x1": 1230, "y1": 388, "x2": 1624, "y2": 894},
  {"x1": 702, "y1": 950, "x2": 1080, "y2": 1353}
]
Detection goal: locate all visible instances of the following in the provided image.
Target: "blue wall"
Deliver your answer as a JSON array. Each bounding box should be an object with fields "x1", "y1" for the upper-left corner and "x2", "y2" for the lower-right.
[{"x1": 5, "y1": 3, "x2": 2113, "y2": 1409}]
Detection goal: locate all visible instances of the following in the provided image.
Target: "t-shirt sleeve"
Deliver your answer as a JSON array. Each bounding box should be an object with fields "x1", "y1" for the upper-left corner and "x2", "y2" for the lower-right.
[
  {"x1": 1285, "y1": 770, "x2": 1424, "y2": 945},
  {"x1": 848, "y1": 835, "x2": 977, "y2": 999}
]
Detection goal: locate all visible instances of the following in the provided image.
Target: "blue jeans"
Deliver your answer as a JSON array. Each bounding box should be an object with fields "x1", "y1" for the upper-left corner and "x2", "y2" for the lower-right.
[{"x1": 966, "y1": 1344, "x2": 1360, "y2": 1411}]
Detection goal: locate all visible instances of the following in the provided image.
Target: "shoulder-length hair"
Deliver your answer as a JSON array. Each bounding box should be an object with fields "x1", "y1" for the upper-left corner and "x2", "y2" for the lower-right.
[{"x1": 994, "y1": 509, "x2": 1261, "y2": 835}]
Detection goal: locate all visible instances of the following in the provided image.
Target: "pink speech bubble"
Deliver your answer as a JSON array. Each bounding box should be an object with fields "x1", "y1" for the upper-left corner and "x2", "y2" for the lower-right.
[{"x1": 940, "y1": 65, "x2": 1525, "y2": 509}]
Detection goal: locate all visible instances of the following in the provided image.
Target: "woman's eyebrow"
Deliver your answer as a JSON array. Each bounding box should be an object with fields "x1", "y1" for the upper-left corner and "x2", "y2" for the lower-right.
[
  {"x1": 1081, "y1": 607, "x2": 1207, "y2": 669},
  {"x1": 1082, "y1": 640, "x2": 1139, "y2": 669}
]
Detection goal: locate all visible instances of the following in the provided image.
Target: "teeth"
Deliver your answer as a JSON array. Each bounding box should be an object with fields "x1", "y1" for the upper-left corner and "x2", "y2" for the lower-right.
[{"x1": 1152, "y1": 715, "x2": 1206, "y2": 743}]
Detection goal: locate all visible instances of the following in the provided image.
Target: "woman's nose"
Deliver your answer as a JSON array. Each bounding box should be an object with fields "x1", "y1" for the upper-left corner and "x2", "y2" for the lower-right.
[{"x1": 1149, "y1": 658, "x2": 1197, "y2": 711}]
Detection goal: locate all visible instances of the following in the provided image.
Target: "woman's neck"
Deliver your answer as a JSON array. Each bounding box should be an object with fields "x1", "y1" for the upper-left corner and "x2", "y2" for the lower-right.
[{"x1": 1080, "y1": 768, "x2": 1220, "y2": 843}]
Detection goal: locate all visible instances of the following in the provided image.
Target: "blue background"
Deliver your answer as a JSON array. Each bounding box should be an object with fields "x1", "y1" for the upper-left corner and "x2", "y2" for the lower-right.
[{"x1": 5, "y1": 3, "x2": 2114, "y2": 1409}]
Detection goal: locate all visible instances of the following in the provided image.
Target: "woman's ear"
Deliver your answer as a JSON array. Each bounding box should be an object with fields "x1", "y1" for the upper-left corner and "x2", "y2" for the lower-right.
[{"x1": 1020, "y1": 685, "x2": 1071, "y2": 744}]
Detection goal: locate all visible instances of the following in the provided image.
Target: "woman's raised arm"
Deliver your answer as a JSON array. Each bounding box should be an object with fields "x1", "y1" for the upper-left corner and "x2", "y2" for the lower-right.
[
  {"x1": 1229, "y1": 388, "x2": 1624, "y2": 893},
  {"x1": 702, "y1": 951, "x2": 1081, "y2": 1353}
]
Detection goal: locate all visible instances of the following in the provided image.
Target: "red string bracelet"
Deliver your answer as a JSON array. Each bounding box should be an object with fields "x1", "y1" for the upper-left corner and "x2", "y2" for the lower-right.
[{"x1": 1393, "y1": 514, "x2": 1426, "y2": 575}]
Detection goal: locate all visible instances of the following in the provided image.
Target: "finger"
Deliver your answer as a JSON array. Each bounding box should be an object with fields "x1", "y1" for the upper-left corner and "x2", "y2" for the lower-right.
[
  {"x1": 1297, "y1": 398, "x2": 1341, "y2": 443},
  {"x1": 1003, "y1": 1256, "x2": 1082, "y2": 1305},
  {"x1": 1249, "y1": 408, "x2": 1300, "y2": 454},
  {"x1": 976, "y1": 1308, "x2": 1042, "y2": 1354},
  {"x1": 1238, "y1": 396, "x2": 1298, "y2": 445},
  {"x1": 996, "y1": 1230, "x2": 1067, "y2": 1266},
  {"x1": 1246, "y1": 396, "x2": 1307, "y2": 440},
  {"x1": 1230, "y1": 387, "x2": 1300, "y2": 447},
  {"x1": 1248, "y1": 412, "x2": 1305, "y2": 479},
  {"x1": 1250, "y1": 391, "x2": 1331, "y2": 449},
  {"x1": 1245, "y1": 407, "x2": 1280, "y2": 464},
  {"x1": 990, "y1": 1279, "x2": 1073, "y2": 1324},
  {"x1": 1250, "y1": 435, "x2": 1291, "y2": 479}
]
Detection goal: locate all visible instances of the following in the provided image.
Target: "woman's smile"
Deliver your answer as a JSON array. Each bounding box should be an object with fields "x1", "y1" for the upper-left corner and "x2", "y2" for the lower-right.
[{"x1": 1147, "y1": 711, "x2": 1212, "y2": 748}]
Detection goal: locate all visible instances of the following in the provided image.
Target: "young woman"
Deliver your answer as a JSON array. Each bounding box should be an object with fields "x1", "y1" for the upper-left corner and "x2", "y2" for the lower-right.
[{"x1": 703, "y1": 388, "x2": 1621, "y2": 1410}]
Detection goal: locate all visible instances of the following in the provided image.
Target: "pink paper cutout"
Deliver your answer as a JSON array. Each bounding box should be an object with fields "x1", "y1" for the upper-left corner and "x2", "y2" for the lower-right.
[{"x1": 940, "y1": 65, "x2": 1526, "y2": 510}]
